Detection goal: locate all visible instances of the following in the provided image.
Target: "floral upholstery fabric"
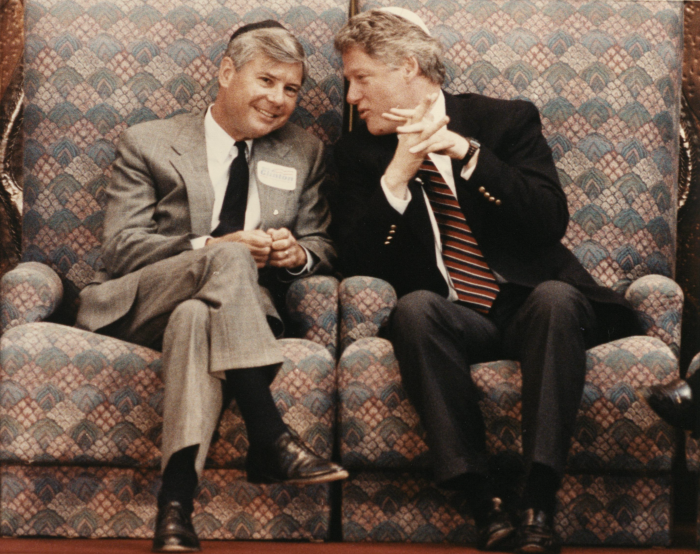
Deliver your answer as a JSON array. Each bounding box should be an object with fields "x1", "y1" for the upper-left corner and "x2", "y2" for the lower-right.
[
  {"x1": 286, "y1": 275, "x2": 340, "y2": 358},
  {"x1": 0, "y1": 262, "x2": 63, "y2": 333},
  {"x1": 342, "y1": 472, "x2": 670, "y2": 546},
  {"x1": 22, "y1": 0, "x2": 347, "y2": 317},
  {"x1": 337, "y1": 0, "x2": 683, "y2": 546},
  {"x1": 0, "y1": 323, "x2": 336, "y2": 469},
  {"x1": 1, "y1": 465, "x2": 331, "y2": 539},
  {"x1": 0, "y1": 323, "x2": 336, "y2": 539}
]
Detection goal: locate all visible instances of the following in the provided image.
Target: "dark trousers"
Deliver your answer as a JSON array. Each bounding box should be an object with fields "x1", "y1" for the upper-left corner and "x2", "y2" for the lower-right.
[{"x1": 386, "y1": 281, "x2": 604, "y2": 484}]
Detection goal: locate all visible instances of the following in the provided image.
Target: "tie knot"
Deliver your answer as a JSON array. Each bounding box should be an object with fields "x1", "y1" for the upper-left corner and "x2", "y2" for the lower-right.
[{"x1": 234, "y1": 141, "x2": 247, "y2": 158}]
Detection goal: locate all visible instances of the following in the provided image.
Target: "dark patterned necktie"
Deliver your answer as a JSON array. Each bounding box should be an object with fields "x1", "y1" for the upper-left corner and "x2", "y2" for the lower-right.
[
  {"x1": 212, "y1": 141, "x2": 248, "y2": 237},
  {"x1": 421, "y1": 157, "x2": 499, "y2": 313}
]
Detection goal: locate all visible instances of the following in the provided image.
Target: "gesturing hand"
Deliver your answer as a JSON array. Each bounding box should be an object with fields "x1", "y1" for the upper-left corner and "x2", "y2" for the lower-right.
[
  {"x1": 382, "y1": 93, "x2": 454, "y2": 199},
  {"x1": 384, "y1": 99, "x2": 469, "y2": 161},
  {"x1": 267, "y1": 228, "x2": 307, "y2": 270}
]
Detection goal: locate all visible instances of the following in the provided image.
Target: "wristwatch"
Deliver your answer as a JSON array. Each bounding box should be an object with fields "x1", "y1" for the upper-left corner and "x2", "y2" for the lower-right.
[{"x1": 464, "y1": 138, "x2": 481, "y2": 163}]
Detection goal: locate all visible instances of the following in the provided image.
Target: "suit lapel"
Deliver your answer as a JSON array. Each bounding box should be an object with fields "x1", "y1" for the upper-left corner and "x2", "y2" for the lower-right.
[{"x1": 169, "y1": 112, "x2": 215, "y2": 236}]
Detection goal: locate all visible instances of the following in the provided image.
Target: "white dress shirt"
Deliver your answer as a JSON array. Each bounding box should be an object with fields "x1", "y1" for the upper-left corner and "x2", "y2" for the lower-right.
[
  {"x1": 192, "y1": 106, "x2": 312, "y2": 274},
  {"x1": 381, "y1": 92, "x2": 480, "y2": 301}
]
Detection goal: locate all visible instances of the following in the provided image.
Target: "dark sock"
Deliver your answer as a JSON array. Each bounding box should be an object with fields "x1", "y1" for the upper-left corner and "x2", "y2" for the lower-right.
[
  {"x1": 158, "y1": 445, "x2": 198, "y2": 514},
  {"x1": 445, "y1": 472, "x2": 494, "y2": 528},
  {"x1": 225, "y1": 366, "x2": 287, "y2": 449},
  {"x1": 521, "y1": 463, "x2": 560, "y2": 517}
]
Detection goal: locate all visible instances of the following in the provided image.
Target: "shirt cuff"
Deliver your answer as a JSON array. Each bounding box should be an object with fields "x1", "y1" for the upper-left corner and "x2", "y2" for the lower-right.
[
  {"x1": 460, "y1": 149, "x2": 480, "y2": 181},
  {"x1": 286, "y1": 246, "x2": 315, "y2": 276},
  {"x1": 380, "y1": 175, "x2": 412, "y2": 215},
  {"x1": 191, "y1": 236, "x2": 210, "y2": 249}
]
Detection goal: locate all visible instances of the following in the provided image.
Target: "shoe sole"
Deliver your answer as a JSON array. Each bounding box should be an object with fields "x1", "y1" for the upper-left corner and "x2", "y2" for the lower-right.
[
  {"x1": 152, "y1": 545, "x2": 200, "y2": 553},
  {"x1": 482, "y1": 526, "x2": 516, "y2": 551},
  {"x1": 248, "y1": 468, "x2": 349, "y2": 485}
]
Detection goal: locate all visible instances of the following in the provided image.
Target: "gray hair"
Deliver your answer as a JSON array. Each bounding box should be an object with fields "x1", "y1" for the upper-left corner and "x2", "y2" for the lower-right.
[
  {"x1": 224, "y1": 27, "x2": 308, "y2": 83},
  {"x1": 334, "y1": 9, "x2": 445, "y2": 85}
]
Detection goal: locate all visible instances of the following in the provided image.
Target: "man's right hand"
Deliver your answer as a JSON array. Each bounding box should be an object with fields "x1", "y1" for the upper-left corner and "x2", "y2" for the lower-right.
[
  {"x1": 206, "y1": 230, "x2": 272, "y2": 268},
  {"x1": 382, "y1": 93, "x2": 449, "y2": 199}
]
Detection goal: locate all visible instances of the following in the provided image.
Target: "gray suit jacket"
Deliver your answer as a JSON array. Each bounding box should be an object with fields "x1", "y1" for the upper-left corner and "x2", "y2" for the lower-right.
[{"x1": 77, "y1": 111, "x2": 335, "y2": 332}]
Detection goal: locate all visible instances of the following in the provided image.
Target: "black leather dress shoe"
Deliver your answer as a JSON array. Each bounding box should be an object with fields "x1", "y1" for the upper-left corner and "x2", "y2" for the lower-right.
[
  {"x1": 515, "y1": 508, "x2": 560, "y2": 554},
  {"x1": 477, "y1": 497, "x2": 516, "y2": 551},
  {"x1": 639, "y1": 378, "x2": 695, "y2": 431},
  {"x1": 246, "y1": 430, "x2": 349, "y2": 485},
  {"x1": 152, "y1": 500, "x2": 200, "y2": 552}
]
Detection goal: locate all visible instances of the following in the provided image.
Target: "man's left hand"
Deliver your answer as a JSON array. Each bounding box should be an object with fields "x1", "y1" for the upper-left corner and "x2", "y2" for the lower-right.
[{"x1": 267, "y1": 228, "x2": 307, "y2": 269}]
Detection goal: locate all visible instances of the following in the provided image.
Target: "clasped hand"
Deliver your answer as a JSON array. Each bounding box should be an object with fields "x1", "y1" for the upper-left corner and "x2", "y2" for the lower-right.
[
  {"x1": 382, "y1": 93, "x2": 469, "y2": 199},
  {"x1": 206, "y1": 228, "x2": 306, "y2": 269}
]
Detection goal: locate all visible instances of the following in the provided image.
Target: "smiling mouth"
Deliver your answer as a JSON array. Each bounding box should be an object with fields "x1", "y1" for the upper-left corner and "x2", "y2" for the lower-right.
[{"x1": 257, "y1": 107, "x2": 279, "y2": 119}]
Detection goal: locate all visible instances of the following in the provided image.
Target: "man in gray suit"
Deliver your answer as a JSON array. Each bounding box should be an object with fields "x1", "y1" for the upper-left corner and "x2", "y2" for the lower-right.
[{"x1": 76, "y1": 20, "x2": 347, "y2": 553}]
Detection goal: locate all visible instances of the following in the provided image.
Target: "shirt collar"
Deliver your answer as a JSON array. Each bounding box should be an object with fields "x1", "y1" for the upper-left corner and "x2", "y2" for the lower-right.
[
  {"x1": 427, "y1": 90, "x2": 447, "y2": 122},
  {"x1": 205, "y1": 105, "x2": 253, "y2": 162}
]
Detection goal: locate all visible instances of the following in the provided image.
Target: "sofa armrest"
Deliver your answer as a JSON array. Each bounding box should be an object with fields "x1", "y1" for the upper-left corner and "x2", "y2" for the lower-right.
[
  {"x1": 0, "y1": 262, "x2": 63, "y2": 333},
  {"x1": 286, "y1": 275, "x2": 339, "y2": 358},
  {"x1": 624, "y1": 274, "x2": 683, "y2": 358},
  {"x1": 339, "y1": 276, "x2": 397, "y2": 353}
]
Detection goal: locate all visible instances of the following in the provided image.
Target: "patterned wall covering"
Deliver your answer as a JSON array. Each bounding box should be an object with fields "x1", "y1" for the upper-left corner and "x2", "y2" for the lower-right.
[
  {"x1": 360, "y1": 0, "x2": 681, "y2": 295},
  {"x1": 22, "y1": 0, "x2": 347, "y2": 316}
]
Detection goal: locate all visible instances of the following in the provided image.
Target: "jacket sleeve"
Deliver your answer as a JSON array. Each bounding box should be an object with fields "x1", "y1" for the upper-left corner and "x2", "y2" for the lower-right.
[
  {"x1": 459, "y1": 100, "x2": 569, "y2": 247},
  {"x1": 332, "y1": 136, "x2": 421, "y2": 280},
  {"x1": 290, "y1": 141, "x2": 337, "y2": 275},
  {"x1": 101, "y1": 128, "x2": 196, "y2": 278}
]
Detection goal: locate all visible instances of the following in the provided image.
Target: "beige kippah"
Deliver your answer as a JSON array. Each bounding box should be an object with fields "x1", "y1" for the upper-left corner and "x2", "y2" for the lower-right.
[{"x1": 378, "y1": 7, "x2": 431, "y2": 36}]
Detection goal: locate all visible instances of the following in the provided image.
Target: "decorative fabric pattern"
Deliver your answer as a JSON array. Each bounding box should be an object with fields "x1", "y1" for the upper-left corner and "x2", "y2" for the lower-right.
[
  {"x1": 341, "y1": 471, "x2": 670, "y2": 546},
  {"x1": 0, "y1": 262, "x2": 63, "y2": 333},
  {"x1": 0, "y1": 323, "x2": 336, "y2": 468},
  {"x1": 22, "y1": 0, "x2": 347, "y2": 316},
  {"x1": 1, "y1": 465, "x2": 331, "y2": 540},
  {"x1": 285, "y1": 275, "x2": 339, "y2": 358},
  {"x1": 624, "y1": 274, "x2": 683, "y2": 356},
  {"x1": 338, "y1": 335, "x2": 677, "y2": 473},
  {"x1": 339, "y1": 276, "x2": 397, "y2": 352},
  {"x1": 359, "y1": 0, "x2": 681, "y2": 294}
]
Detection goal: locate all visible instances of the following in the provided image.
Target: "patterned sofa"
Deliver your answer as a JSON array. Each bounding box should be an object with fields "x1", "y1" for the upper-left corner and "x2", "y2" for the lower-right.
[
  {"x1": 336, "y1": 0, "x2": 685, "y2": 547},
  {"x1": 0, "y1": 0, "x2": 347, "y2": 540}
]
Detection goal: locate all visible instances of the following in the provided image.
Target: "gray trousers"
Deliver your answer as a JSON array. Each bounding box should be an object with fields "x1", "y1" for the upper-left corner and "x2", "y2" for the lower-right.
[{"x1": 104, "y1": 243, "x2": 284, "y2": 475}]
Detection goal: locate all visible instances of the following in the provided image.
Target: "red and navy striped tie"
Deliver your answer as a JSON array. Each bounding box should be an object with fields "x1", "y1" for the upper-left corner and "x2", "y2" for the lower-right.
[{"x1": 421, "y1": 157, "x2": 499, "y2": 314}]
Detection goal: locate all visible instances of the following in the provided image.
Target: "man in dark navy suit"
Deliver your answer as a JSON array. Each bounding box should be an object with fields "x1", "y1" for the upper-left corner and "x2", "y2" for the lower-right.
[{"x1": 332, "y1": 9, "x2": 642, "y2": 554}]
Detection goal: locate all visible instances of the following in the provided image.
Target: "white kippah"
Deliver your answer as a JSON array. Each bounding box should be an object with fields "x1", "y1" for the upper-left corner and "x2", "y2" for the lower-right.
[{"x1": 378, "y1": 7, "x2": 431, "y2": 36}]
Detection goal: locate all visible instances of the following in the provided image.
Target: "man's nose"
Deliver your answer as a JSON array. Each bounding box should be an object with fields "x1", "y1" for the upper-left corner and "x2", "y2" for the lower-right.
[
  {"x1": 346, "y1": 81, "x2": 360, "y2": 104},
  {"x1": 268, "y1": 85, "x2": 285, "y2": 105}
]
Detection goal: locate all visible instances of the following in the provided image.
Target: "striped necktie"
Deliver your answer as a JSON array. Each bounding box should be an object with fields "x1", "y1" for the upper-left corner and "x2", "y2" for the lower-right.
[{"x1": 421, "y1": 157, "x2": 499, "y2": 314}]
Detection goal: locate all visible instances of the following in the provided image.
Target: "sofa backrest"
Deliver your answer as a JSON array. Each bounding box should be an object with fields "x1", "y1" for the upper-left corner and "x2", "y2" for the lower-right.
[
  {"x1": 358, "y1": 0, "x2": 682, "y2": 294},
  {"x1": 22, "y1": 0, "x2": 348, "y2": 319}
]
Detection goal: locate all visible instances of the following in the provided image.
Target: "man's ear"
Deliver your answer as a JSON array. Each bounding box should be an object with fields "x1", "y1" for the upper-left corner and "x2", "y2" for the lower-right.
[
  {"x1": 218, "y1": 56, "x2": 236, "y2": 89},
  {"x1": 402, "y1": 56, "x2": 421, "y2": 81}
]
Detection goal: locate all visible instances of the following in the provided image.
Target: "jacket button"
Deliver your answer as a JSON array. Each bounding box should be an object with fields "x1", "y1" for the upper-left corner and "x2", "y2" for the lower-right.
[
  {"x1": 495, "y1": 199, "x2": 502, "y2": 206},
  {"x1": 484, "y1": 192, "x2": 491, "y2": 199},
  {"x1": 478, "y1": 186, "x2": 486, "y2": 193},
  {"x1": 384, "y1": 241, "x2": 391, "y2": 245},
  {"x1": 489, "y1": 197, "x2": 496, "y2": 202}
]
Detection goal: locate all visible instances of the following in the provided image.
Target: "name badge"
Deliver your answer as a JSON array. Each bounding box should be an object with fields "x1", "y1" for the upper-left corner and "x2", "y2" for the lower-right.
[{"x1": 256, "y1": 161, "x2": 297, "y2": 190}]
